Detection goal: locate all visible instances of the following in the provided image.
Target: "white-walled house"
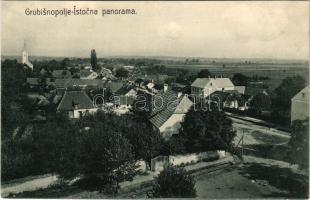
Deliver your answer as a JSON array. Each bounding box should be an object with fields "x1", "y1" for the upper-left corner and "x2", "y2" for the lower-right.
[
  {"x1": 191, "y1": 78, "x2": 235, "y2": 98},
  {"x1": 149, "y1": 89, "x2": 193, "y2": 139},
  {"x1": 291, "y1": 86, "x2": 309, "y2": 122},
  {"x1": 57, "y1": 91, "x2": 98, "y2": 119}
]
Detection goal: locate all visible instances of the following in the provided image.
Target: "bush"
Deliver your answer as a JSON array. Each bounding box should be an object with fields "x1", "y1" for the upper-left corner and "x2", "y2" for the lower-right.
[{"x1": 148, "y1": 165, "x2": 196, "y2": 198}]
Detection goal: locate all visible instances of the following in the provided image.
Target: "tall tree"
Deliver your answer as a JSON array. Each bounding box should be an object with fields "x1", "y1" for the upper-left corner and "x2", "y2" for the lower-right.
[
  {"x1": 55, "y1": 112, "x2": 138, "y2": 193},
  {"x1": 91, "y1": 49, "x2": 98, "y2": 71},
  {"x1": 149, "y1": 165, "x2": 196, "y2": 198},
  {"x1": 115, "y1": 67, "x2": 129, "y2": 78},
  {"x1": 272, "y1": 76, "x2": 306, "y2": 110},
  {"x1": 180, "y1": 107, "x2": 236, "y2": 152},
  {"x1": 271, "y1": 76, "x2": 306, "y2": 124},
  {"x1": 197, "y1": 69, "x2": 212, "y2": 78},
  {"x1": 232, "y1": 73, "x2": 249, "y2": 86},
  {"x1": 249, "y1": 93, "x2": 271, "y2": 115}
]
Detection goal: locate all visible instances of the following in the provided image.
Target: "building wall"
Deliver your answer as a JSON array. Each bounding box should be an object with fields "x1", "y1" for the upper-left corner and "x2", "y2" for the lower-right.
[
  {"x1": 191, "y1": 86, "x2": 203, "y2": 97},
  {"x1": 72, "y1": 108, "x2": 98, "y2": 119},
  {"x1": 159, "y1": 114, "x2": 186, "y2": 138},
  {"x1": 291, "y1": 100, "x2": 309, "y2": 122},
  {"x1": 191, "y1": 81, "x2": 234, "y2": 98},
  {"x1": 150, "y1": 151, "x2": 226, "y2": 172}
]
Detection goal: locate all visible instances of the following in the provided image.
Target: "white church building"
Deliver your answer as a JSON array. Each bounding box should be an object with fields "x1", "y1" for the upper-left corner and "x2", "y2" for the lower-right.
[{"x1": 22, "y1": 41, "x2": 33, "y2": 70}]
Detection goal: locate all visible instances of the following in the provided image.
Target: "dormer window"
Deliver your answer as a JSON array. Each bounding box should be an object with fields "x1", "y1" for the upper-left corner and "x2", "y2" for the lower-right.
[{"x1": 302, "y1": 92, "x2": 305, "y2": 98}]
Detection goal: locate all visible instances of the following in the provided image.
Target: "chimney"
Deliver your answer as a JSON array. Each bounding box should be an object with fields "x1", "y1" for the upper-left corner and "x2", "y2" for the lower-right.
[{"x1": 164, "y1": 84, "x2": 168, "y2": 92}]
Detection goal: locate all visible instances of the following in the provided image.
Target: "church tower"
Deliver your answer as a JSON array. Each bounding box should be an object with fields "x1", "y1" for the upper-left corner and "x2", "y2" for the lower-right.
[
  {"x1": 22, "y1": 40, "x2": 28, "y2": 64},
  {"x1": 21, "y1": 40, "x2": 33, "y2": 70}
]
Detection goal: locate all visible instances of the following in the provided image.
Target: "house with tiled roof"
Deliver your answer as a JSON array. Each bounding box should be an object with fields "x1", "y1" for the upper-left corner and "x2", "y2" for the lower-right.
[
  {"x1": 148, "y1": 87, "x2": 193, "y2": 138},
  {"x1": 57, "y1": 91, "x2": 98, "y2": 119},
  {"x1": 191, "y1": 78, "x2": 235, "y2": 98},
  {"x1": 291, "y1": 86, "x2": 309, "y2": 122}
]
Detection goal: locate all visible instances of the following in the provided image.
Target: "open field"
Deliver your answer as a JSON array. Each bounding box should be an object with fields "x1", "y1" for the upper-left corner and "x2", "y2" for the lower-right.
[{"x1": 166, "y1": 63, "x2": 309, "y2": 90}]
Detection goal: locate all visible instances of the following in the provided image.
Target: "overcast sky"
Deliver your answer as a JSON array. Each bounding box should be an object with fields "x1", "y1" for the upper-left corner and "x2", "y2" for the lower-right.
[{"x1": 1, "y1": 1, "x2": 309, "y2": 59}]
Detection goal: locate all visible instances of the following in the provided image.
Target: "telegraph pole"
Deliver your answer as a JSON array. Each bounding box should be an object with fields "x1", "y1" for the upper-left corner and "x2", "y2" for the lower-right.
[{"x1": 241, "y1": 128, "x2": 245, "y2": 160}]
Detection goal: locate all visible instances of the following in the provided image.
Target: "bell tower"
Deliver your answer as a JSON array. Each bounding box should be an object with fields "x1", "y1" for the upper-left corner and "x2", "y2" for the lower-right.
[
  {"x1": 22, "y1": 40, "x2": 28, "y2": 64},
  {"x1": 21, "y1": 40, "x2": 33, "y2": 70}
]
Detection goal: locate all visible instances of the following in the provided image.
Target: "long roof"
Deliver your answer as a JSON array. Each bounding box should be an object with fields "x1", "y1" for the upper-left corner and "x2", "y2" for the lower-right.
[
  {"x1": 191, "y1": 78, "x2": 212, "y2": 88},
  {"x1": 149, "y1": 90, "x2": 193, "y2": 129},
  {"x1": 57, "y1": 91, "x2": 95, "y2": 111},
  {"x1": 105, "y1": 81, "x2": 124, "y2": 93},
  {"x1": 191, "y1": 78, "x2": 234, "y2": 89}
]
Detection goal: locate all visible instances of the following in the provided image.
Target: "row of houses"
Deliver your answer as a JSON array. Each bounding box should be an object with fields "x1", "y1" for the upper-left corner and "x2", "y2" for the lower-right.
[{"x1": 29, "y1": 74, "x2": 292, "y2": 139}]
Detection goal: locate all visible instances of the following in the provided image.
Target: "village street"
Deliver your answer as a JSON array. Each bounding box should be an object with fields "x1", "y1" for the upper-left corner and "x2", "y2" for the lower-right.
[
  {"x1": 119, "y1": 117, "x2": 306, "y2": 199},
  {"x1": 195, "y1": 117, "x2": 307, "y2": 199},
  {"x1": 122, "y1": 117, "x2": 305, "y2": 199}
]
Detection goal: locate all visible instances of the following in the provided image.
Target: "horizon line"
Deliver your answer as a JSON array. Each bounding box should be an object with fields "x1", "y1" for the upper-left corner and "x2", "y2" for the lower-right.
[{"x1": 2, "y1": 54, "x2": 309, "y2": 62}]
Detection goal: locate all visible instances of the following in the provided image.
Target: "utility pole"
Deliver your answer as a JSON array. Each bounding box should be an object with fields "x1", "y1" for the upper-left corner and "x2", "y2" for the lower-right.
[{"x1": 241, "y1": 128, "x2": 245, "y2": 161}]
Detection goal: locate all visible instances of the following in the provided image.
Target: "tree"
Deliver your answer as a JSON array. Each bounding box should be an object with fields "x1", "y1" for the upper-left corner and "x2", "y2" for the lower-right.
[
  {"x1": 122, "y1": 120, "x2": 162, "y2": 169},
  {"x1": 91, "y1": 49, "x2": 98, "y2": 71},
  {"x1": 125, "y1": 108, "x2": 163, "y2": 169},
  {"x1": 61, "y1": 58, "x2": 70, "y2": 68},
  {"x1": 115, "y1": 67, "x2": 129, "y2": 78},
  {"x1": 232, "y1": 73, "x2": 249, "y2": 86},
  {"x1": 249, "y1": 93, "x2": 271, "y2": 115},
  {"x1": 197, "y1": 69, "x2": 212, "y2": 78},
  {"x1": 161, "y1": 135, "x2": 187, "y2": 155},
  {"x1": 149, "y1": 165, "x2": 196, "y2": 198},
  {"x1": 180, "y1": 107, "x2": 236, "y2": 152},
  {"x1": 271, "y1": 76, "x2": 306, "y2": 124},
  {"x1": 288, "y1": 119, "x2": 309, "y2": 169},
  {"x1": 272, "y1": 76, "x2": 306, "y2": 110},
  {"x1": 55, "y1": 112, "x2": 138, "y2": 193},
  {"x1": 1, "y1": 59, "x2": 29, "y2": 139}
]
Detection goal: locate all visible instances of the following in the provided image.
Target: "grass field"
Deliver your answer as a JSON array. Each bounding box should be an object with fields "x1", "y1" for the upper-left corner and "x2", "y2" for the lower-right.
[{"x1": 166, "y1": 63, "x2": 309, "y2": 90}]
